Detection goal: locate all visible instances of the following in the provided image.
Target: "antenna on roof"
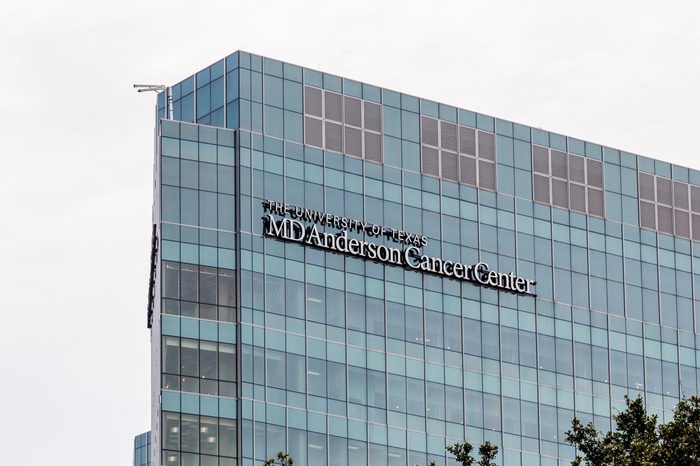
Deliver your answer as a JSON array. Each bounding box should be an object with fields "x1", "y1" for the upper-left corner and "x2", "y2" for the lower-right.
[{"x1": 134, "y1": 83, "x2": 172, "y2": 119}]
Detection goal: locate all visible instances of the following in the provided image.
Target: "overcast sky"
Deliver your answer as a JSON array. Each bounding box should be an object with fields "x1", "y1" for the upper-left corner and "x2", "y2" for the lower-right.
[{"x1": 1, "y1": 1, "x2": 699, "y2": 465}]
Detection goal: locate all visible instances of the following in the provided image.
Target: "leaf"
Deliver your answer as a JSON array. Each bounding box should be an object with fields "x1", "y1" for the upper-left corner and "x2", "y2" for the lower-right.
[{"x1": 564, "y1": 396, "x2": 700, "y2": 466}]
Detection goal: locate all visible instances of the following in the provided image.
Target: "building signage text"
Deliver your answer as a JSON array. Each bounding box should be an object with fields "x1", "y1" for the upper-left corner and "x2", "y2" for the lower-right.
[{"x1": 262, "y1": 200, "x2": 536, "y2": 296}]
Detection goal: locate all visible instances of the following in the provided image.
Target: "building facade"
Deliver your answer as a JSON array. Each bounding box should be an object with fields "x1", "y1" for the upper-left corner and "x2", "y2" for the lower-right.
[
  {"x1": 147, "y1": 51, "x2": 700, "y2": 466},
  {"x1": 134, "y1": 431, "x2": 152, "y2": 466}
]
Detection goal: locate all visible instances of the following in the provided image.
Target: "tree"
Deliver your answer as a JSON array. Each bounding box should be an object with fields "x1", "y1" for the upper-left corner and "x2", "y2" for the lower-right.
[
  {"x1": 264, "y1": 442, "x2": 499, "y2": 466},
  {"x1": 657, "y1": 396, "x2": 700, "y2": 465},
  {"x1": 565, "y1": 395, "x2": 700, "y2": 466},
  {"x1": 444, "y1": 441, "x2": 499, "y2": 466},
  {"x1": 264, "y1": 452, "x2": 293, "y2": 466}
]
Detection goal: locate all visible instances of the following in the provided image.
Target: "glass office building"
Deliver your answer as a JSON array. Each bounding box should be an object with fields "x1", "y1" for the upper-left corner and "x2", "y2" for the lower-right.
[
  {"x1": 146, "y1": 51, "x2": 700, "y2": 466},
  {"x1": 134, "y1": 431, "x2": 152, "y2": 466}
]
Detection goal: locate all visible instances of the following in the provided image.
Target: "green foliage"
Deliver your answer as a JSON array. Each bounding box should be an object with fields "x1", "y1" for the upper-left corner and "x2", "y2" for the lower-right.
[
  {"x1": 477, "y1": 442, "x2": 499, "y2": 466},
  {"x1": 566, "y1": 395, "x2": 700, "y2": 466},
  {"x1": 263, "y1": 452, "x2": 293, "y2": 466},
  {"x1": 657, "y1": 396, "x2": 700, "y2": 466},
  {"x1": 264, "y1": 442, "x2": 500, "y2": 466},
  {"x1": 445, "y1": 441, "x2": 499, "y2": 466}
]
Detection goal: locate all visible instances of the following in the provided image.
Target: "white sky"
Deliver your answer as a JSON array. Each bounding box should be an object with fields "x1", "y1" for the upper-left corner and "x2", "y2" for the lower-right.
[{"x1": 0, "y1": 1, "x2": 699, "y2": 465}]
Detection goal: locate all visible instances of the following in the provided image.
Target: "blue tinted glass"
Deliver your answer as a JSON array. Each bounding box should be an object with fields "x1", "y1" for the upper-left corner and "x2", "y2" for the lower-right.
[
  {"x1": 550, "y1": 133, "x2": 566, "y2": 151},
  {"x1": 181, "y1": 93, "x2": 194, "y2": 122},
  {"x1": 383, "y1": 106, "x2": 401, "y2": 138},
  {"x1": 343, "y1": 78, "x2": 362, "y2": 97},
  {"x1": 263, "y1": 57, "x2": 283, "y2": 77},
  {"x1": 532, "y1": 128, "x2": 548, "y2": 146},
  {"x1": 211, "y1": 59, "x2": 224, "y2": 79},
  {"x1": 181, "y1": 76, "x2": 194, "y2": 95},
  {"x1": 496, "y1": 119, "x2": 513, "y2": 137},
  {"x1": 363, "y1": 83, "x2": 381, "y2": 103},
  {"x1": 284, "y1": 63, "x2": 302, "y2": 82},
  {"x1": 439, "y1": 103, "x2": 456, "y2": 122},
  {"x1": 458, "y1": 109, "x2": 476, "y2": 127},
  {"x1": 401, "y1": 111, "x2": 419, "y2": 143},
  {"x1": 323, "y1": 73, "x2": 342, "y2": 92},
  {"x1": 513, "y1": 123, "x2": 530, "y2": 142},
  {"x1": 196, "y1": 85, "x2": 210, "y2": 119},
  {"x1": 402, "y1": 141, "x2": 420, "y2": 172},
  {"x1": 226, "y1": 51, "x2": 239, "y2": 71},
  {"x1": 420, "y1": 99, "x2": 438, "y2": 118},
  {"x1": 304, "y1": 68, "x2": 322, "y2": 87},
  {"x1": 264, "y1": 75, "x2": 283, "y2": 107},
  {"x1": 196, "y1": 67, "x2": 210, "y2": 88},
  {"x1": 284, "y1": 111, "x2": 302, "y2": 143},
  {"x1": 476, "y1": 114, "x2": 494, "y2": 132},
  {"x1": 211, "y1": 77, "x2": 224, "y2": 110}
]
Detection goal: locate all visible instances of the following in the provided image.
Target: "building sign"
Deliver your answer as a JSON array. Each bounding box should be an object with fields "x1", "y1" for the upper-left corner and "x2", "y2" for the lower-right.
[{"x1": 262, "y1": 200, "x2": 536, "y2": 296}]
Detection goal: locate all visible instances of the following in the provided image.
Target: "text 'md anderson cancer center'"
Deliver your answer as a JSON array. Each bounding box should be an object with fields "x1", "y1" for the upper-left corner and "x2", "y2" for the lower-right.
[
  {"x1": 262, "y1": 200, "x2": 536, "y2": 296},
  {"x1": 138, "y1": 51, "x2": 700, "y2": 466}
]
